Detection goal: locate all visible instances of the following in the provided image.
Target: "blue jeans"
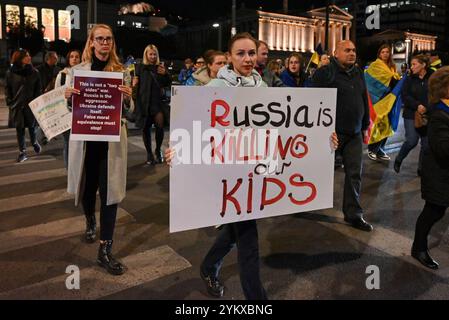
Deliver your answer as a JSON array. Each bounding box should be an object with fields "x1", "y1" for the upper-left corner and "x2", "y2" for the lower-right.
[{"x1": 396, "y1": 118, "x2": 428, "y2": 170}]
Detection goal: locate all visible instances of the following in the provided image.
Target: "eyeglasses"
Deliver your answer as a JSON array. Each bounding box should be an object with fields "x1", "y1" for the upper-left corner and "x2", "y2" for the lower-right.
[
  {"x1": 196, "y1": 60, "x2": 205, "y2": 64},
  {"x1": 94, "y1": 36, "x2": 113, "y2": 44}
]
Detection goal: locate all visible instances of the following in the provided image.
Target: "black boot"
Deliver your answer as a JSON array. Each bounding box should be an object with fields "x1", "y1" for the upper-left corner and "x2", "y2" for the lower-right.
[
  {"x1": 393, "y1": 159, "x2": 401, "y2": 174},
  {"x1": 97, "y1": 240, "x2": 126, "y2": 275},
  {"x1": 85, "y1": 215, "x2": 97, "y2": 243},
  {"x1": 146, "y1": 152, "x2": 156, "y2": 165},
  {"x1": 411, "y1": 246, "x2": 439, "y2": 270},
  {"x1": 155, "y1": 149, "x2": 164, "y2": 164}
]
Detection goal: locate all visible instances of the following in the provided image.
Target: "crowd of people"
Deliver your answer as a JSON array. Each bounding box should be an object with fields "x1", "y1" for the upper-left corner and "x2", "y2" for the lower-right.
[{"x1": 3, "y1": 23, "x2": 449, "y2": 300}]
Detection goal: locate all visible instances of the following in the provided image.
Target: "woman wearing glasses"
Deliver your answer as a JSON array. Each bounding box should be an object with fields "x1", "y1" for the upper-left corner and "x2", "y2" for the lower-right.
[{"x1": 65, "y1": 24, "x2": 133, "y2": 275}]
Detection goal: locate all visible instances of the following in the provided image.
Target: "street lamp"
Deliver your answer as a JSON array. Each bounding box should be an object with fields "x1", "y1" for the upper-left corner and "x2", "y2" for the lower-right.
[
  {"x1": 405, "y1": 39, "x2": 411, "y2": 66},
  {"x1": 213, "y1": 23, "x2": 222, "y2": 51},
  {"x1": 231, "y1": 0, "x2": 236, "y2": 36},
  {"x1": 87, "y1": 0, "x2": 97, "y2": 31}
]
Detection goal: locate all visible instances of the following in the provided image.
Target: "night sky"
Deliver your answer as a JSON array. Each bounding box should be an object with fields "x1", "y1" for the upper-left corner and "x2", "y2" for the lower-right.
[{"x1": 125, "y1": 0, "x2": 327, "y2": 20}]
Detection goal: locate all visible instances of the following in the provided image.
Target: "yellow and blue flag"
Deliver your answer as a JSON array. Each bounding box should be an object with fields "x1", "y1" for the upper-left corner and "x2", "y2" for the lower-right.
[{"x1": 365, "y1": 59, "x2": 405, "y2": 144}]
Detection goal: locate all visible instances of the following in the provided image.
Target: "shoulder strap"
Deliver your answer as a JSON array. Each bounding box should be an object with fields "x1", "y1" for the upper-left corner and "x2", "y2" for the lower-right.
[{"x1": 60, "y1": 72, "x2": 67, "y2": 86}]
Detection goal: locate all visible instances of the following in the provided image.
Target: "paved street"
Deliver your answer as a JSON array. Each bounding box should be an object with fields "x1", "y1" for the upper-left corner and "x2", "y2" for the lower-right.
[{"x1": 1, "y1": 85, "x2": 449, "y2": 300}]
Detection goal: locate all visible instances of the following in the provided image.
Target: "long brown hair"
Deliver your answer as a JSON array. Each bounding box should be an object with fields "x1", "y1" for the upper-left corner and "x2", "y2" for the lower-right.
[
  {"x1": 428, "y1": 66, "x2": 449, "y2": 105},
  {"x1": 65, "y1": 49, "x2": 81, "y2": 68},
  {"x1": 10, "y1": 49, "x2": 30, "y2": 66},
  {"x1": 82, "y1": 24, "x2": 123, "y2": 72},
  {"x1": 377, "y1": 44, "x2": 396, "y2": 71}
]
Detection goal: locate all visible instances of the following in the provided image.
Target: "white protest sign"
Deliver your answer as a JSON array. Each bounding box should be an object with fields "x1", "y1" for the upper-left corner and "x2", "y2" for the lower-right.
[
  {"x1": 28, "y1": 86, "x2": 72, "y2": 141},
  {"x1": 169, "y1": 87, "x2": 337, "y2": 233}
]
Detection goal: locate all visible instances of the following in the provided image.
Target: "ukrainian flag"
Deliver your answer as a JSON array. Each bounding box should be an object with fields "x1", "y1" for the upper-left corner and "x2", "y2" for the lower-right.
[{"x1": 365, "y1": 59, "x2": 405, "y2": 144}]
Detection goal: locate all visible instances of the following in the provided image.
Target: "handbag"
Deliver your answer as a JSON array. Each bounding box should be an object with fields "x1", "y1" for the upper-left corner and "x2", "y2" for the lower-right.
[{"x1": 414, "y1": 110, "x2": 428, "y2": 128}]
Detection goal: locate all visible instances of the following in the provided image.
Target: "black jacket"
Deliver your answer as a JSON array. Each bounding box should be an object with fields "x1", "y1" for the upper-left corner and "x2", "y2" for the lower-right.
[
  {"x1": 311, "y1": 58, "x2": 370, "y2": 135},
  {"x1": 134, "y1": 64, "x2": 162, "y2": 127},
  {"x1": 401, "y1": 69, "x2": 433, "y2": 120},
  {"x1": 5, "y1": 64, "x2": 41, "y2": 128},
  {"x1": 36, "y1": 62, "x2": 61, "y2": 92},
  {"x1": 421, "y1": 107, "x2": 449, "y2": 206}
]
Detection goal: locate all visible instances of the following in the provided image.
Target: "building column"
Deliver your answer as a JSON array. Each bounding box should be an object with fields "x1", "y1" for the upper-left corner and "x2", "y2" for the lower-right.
[
  {"x1": 295, "y1": 24, "x2": 300, "y2": 51},
  {"x1": 309, "y1": 25, "x2": 315, "y2": 50},
  {"x1": 276, "y1": 22, "x2": 282, "y2": 50},
  {"x1": 345, "y1": 24, "x2": 350, "y2": 40},
  {"x1": 329, "y1": 22, "x2": 336, "y2": 54},
  {"x1": 269, "y1": 21, "x2": 275, "y2": 50},
  {"x1": 300, "y1": 24, "x2": 305, "y2": 52},
  {"x1": 338, "y1": 23, "x2": 343, "y2": 41},
  {"x1": 317, "y1": 22, "x2": 322, "y2": 45},
  {"x1": 290, "y1": 24, "x2": 295, "y2": 51},
  {"x1": 322, "y1": 23, "x2": 326, "y2": 49},
  {"x1": 258, "y1": 19, "x2": 264, "y2": 42},
  {"x1": 283, "y1": 23, "x2": 288, "y2": 50}
]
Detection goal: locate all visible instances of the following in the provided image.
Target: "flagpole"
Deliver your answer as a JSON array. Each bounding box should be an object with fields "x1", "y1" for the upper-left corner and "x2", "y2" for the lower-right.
[{"x1": 305, "y1": 57, "x2": 313, "y2": 74}]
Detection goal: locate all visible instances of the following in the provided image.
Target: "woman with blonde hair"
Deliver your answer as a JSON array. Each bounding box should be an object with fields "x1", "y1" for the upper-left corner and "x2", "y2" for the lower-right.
[
  {"x1": 134, "y1": 44, "x2": 171, "y2": 164},
  {"x1": 411, "y1": 66, "x2": 449, "y2": 269},
  {"x1": 65, "y1": 24, "x2": 133, "y2": 275}
]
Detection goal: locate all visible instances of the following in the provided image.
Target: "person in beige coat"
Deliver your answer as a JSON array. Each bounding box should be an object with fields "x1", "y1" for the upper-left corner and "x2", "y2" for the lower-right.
[{"x1": 65, "y1": 24, "x2": 133, "y2": 275}]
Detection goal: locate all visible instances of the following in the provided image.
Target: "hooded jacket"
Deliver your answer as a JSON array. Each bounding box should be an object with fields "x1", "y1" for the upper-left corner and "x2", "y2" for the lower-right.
[
  {"x1": 185, "y1": 66, "x2": 211, "y2": 86},
  {"x1": 207, "y1": 65, "x2": 267, "y2": 88}
]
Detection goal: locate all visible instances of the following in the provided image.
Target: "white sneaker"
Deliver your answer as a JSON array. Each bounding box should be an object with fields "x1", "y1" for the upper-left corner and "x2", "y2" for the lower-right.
[{"x1": 367, "y1": 151, "x2": 377, "y2": 161}]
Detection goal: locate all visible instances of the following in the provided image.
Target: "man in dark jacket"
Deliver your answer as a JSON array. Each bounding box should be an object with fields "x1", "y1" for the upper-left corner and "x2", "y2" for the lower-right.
[
  {"x1": 255, "y1": 40, "x2": 285, "y2": 87},
  {"x1": 311, "y1": 40, "x2": 373, "y2": 232},
  {"x1": 36, "y1": 51, "x2": 61, "y2": 93}
]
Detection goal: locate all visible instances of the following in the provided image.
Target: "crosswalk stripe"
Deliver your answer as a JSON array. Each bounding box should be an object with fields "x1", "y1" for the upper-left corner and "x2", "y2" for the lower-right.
[
  {"x1": 0, "y1": 128, "x2": 17, "y2": 135},
  {"x1": 0, "y1": 156, "x2": 57, "y2": 168},
  {"x1": 0, "y1": 208, "x2": 134, "y2": 255},
  {"x1": 0, "y1": 168, "x2": 66, "y2": 186},
  {"x1": 0, "y1": 189, "x2": 72, "y2": 213},
  {"x1": 128, "y1": 136, "x2": 146, "y2": 150},
  {"x1": 0, "y1": 144, "x2": 60, "y2": 157},
  {"x1": 0, "y1": 245, "x2": 191, "y2": 299},
  {"x1": 0, "y1": 139, "x2": 19, "y2": 148}
]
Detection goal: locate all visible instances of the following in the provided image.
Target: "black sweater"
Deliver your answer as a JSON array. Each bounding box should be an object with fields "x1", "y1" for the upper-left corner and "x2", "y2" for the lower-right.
[{"x1": 401, "y1": 69, "x2": 433, "y2": 120}]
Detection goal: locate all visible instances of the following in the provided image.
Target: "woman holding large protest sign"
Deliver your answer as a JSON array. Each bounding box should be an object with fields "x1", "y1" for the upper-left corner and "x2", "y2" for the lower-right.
[
  {"x1": 5, "y1": 49, "x2": 42, "y2": 163},
  {"x1": 166, "y1": 32, "x2": 339, "y2": 300},
  {"x1": 166, "y1": 32, "x2": 267, "y2": 300},
  {"x1": 65, "y1": 24, "x2": 133, "y2": 276}
]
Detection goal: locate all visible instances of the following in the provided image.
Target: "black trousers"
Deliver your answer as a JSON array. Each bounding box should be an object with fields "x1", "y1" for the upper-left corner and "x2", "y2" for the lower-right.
[
  {"x1": 413, "y1": 201, "x2": 448, "y2": 251},
  {"x1": 16, "y1": 127, "x2": 37, "y2": 152},
  {"x1": 142, "y1": 114, "x2": 164, "y2": 160},
  {"x1": 338, "y1": 133, "x2": 364, "y2": 220},
  {"x1": 201, "y1": 220, "x2": 267, "y2": 300},
  {"x1": 82, "y1": 141, "x2": 118, "y2": 241}
]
